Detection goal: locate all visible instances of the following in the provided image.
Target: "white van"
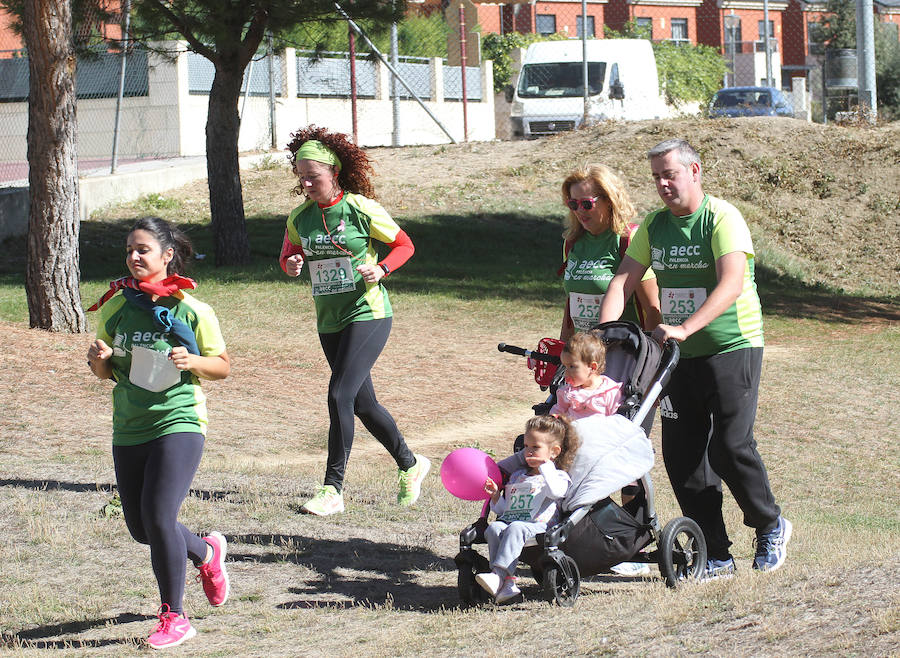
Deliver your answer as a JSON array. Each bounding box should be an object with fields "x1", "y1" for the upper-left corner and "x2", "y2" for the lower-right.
[{"x1": 508, "y1": 39, "x2": 668, "y2": 138}]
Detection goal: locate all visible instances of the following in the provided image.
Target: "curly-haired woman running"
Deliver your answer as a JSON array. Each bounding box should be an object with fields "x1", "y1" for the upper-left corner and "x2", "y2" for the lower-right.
[{"x1": 279, "y1": 125, "x2": 429, "y2": 516}]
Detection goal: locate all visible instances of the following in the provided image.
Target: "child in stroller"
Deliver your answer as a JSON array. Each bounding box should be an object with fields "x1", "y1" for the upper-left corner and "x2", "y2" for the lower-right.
[
  {"x1": 550, "y1": 331, "x2": 624, "y2": 420},
  {"x1": 475, "y1": 415, "x2": 579, "y2": 604},
  {"x1": 455, "y1": 321, "x2": 708, "y2": 606}
]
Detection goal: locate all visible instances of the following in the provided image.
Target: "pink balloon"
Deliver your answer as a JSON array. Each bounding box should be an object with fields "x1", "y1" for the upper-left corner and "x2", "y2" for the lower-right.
[{"x1": 440, "y1": 448, "x2": 502, "y2": 501}]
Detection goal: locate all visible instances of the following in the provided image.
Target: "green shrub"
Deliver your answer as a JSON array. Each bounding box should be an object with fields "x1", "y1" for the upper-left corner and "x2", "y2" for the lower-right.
[
  {"x1": 137, "y1": 193, "x2": 179, "y2": 212},
  {"x1": 653, "y1": 41, "x2": 728, "y2": 107},
  {"x1": 279, "y1": 13, "x2": 450, "y2": 58}
]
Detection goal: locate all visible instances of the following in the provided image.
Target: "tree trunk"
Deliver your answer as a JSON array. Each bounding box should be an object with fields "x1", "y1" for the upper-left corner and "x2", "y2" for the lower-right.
[
  {"x1": 206, "y1": 59, "x2": 251, "y2": 266},
  {"x1": 23, "y1": 0, "x2": 87, "y2": 332}
]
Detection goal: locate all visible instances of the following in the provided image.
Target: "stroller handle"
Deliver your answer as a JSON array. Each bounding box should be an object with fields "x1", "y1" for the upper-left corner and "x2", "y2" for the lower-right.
[
  {"x1": 631, "y1": 337, "x2": 680, "y2": 427},
  {"x1": 497, "y1": 342, "x2": 561, "y2": 364}
]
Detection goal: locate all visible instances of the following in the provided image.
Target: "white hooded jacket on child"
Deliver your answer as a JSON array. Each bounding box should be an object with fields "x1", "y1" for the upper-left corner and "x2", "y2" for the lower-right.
[{"x1": 491, "y1": 462, "x2": 571, "y2": 525}]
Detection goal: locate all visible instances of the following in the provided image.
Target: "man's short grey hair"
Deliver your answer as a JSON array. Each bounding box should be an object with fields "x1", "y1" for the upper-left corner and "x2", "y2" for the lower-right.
[{"x1": 648, "y1": 139, "x2": 702, "y2": 173}]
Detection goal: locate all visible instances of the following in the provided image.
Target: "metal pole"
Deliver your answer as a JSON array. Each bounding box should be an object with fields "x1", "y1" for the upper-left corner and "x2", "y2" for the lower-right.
[
  {"x1": 239, "y1": 59, "x2": 254, "y2": 130},
  {"x1": 730, "y1": 34, "x2": 736, "y2": 86},
  {"x1": 459, "y1": 5, "x2": 468, "y2": 142},
  {"x1": 334, "y1": 2, "x2": 457, "y2": 143},
  {"x1": 724, "y1": 13, "x2": 740, "y2": 87},
  {"x1": 391, "y1": 21, "x2": 400, "y2": 147},
  {"x1": 763, "y1": 0, "x2": 772, "y2": 86},
  {"x1": 111, "y1": 0, "x2": 131, "y2": 174},
  {"x1": 856, "y1": 0, "x2": 877, "y2": 121},
  {"x1": 581, "y1": 0, "x2": 588, "y2": 127},
  {"x1": 349, "y1": 27, "x2": 358, "y2": 144},
  {"x1": 267, "y1": 32, "x2": 276, "y2": 150}
]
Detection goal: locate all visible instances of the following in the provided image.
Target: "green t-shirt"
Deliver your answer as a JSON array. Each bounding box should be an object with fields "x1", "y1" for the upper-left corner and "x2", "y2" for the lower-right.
[
  {"x1": 286, "y1": 193, "x2": 400, "y2": 333},
  {"x1": 562, "y1": 228, "x2": 651, "y2": 330},
  {"x1": 626, "y1": 195, "x2": 764, "y2": 358},
  {"x1": 96, "y1": 291, "x2": 226, "y2": 445}
]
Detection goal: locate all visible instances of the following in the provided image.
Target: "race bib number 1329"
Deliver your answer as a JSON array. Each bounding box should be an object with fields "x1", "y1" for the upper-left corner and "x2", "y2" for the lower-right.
[{"x1": 311, "y1": 257, "x2": 355, "y2": 296}]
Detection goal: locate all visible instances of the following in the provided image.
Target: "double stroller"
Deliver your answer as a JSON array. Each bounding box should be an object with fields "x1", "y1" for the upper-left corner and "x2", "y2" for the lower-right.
[{"x1": 454, "y1": 321, "x2": 708, "y2": 606}]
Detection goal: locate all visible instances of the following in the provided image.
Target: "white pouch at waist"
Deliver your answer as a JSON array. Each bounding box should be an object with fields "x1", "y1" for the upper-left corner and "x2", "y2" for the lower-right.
[{"x1": 129, "y1": 345, "x2": 182, "y2": 392}]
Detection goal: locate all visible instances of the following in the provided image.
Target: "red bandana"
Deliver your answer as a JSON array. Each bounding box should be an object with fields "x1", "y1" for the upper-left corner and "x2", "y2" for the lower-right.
[{"x1": 87, "y1": 274, "x2": 197, "y2": 311}]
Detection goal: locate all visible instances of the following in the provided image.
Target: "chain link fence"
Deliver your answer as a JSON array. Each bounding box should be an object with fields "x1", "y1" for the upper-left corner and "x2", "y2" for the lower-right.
[
  {"x1": 0, "y1": 44, "x2": 166, "y2": 185},
  {"x1": 481, "y1": 0, "x2": 899, "y2": 135}
]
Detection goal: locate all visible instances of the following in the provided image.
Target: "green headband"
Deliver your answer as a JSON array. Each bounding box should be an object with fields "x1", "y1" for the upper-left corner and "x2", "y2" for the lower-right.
[{"x1": 295, "y1": 140, "x2": 341, "y2": 169}]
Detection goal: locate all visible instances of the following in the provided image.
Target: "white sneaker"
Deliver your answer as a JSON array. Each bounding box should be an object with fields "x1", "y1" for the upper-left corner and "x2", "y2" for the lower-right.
[
  {"x1": 475, "y1": 571, "x2": 502, "y2": 596},
  {"x1": 495, "y1": 576, "x2": 521, "y2": 604},
  {"x1": 301, "y1": 485, "x2": 345, "y2": 516},
  {"x1": 610, "y1": 561, "x2": 651, "y2": 576}
]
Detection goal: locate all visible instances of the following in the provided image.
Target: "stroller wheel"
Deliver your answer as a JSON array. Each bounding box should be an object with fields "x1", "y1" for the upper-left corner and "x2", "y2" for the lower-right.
[
  {"x1": 457, "y1": 553, "x2": 491, "y2": 607},
  {"x1": 542, "y1": 555, "x2": 580, "y2": 606},
  {"x1": 658, "y1": 516, "x2": 707, "y2": 588}
]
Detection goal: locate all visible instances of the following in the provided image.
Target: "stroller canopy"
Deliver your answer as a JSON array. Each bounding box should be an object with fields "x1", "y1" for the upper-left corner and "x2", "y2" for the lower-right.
[{"x1": 563, "y1": 414, "x2": 654, "y2": 511}]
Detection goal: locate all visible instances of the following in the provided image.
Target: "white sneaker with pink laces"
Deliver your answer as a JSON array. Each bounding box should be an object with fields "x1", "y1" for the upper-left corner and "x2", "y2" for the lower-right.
[{"x1": 495, "y1": 576, "x2": 521, "y2": 604}]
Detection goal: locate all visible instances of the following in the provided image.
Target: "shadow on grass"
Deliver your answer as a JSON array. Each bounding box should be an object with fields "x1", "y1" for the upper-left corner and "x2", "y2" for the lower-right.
[
  {"x1": 228, "y1": 532, "x2": 458, "y2": 612},
  {"x1": 2, "y1": 211, "x2": 896, "y2": 322},
  {"x1": 755, "y1": 270, "x2": 900, "y2": 325},
  {"x1": 0, "y1": 612, "x2": 152, "y2": 650},
  {"x1": 0, "y1": 478, "x2": 238, "y2": 502}
]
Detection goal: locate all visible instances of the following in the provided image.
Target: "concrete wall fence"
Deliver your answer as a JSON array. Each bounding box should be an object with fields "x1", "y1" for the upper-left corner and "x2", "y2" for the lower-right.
[
  {"x1": 0, "y1": 40, "x2": 495, "y2": 164},
  {"x1": 0, "y1": 41, "x2": 495, "y2": 239}
]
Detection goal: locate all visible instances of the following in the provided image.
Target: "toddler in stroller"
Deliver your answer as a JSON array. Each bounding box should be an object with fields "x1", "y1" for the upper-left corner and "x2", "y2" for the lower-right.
[
  {"x1": 455, "y1": 321, "x2": 708, "y2": 606},
  {"x1": 475, "y1": 415, "x2": 578, "y2": 604}
]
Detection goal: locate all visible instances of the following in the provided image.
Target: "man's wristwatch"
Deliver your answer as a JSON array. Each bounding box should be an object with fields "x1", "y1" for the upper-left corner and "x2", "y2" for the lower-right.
[{"x1": 380, "y1": 263, "x2": 390, "y2": 277}]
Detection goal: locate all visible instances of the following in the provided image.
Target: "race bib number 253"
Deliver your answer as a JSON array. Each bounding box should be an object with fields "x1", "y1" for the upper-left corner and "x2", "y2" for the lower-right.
[{"x1": 661, "y1": 287, "x2": 707, "y2": 325}]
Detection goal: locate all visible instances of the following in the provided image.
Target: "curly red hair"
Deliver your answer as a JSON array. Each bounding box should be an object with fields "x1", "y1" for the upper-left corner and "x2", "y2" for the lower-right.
[{"x1": 286, "y1": 125, "x2": 376, "y2": 199}]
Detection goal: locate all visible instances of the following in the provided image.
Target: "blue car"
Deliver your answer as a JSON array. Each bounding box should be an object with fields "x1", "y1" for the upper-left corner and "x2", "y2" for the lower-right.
[{"x1": 709, "y1": 86, "x2": 794, "y2": 118}]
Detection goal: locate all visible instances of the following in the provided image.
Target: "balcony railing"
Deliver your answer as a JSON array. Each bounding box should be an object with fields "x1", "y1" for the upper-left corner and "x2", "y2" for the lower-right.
[{"x1": 724, "y1": 40, "x2": 780, "y2": 54}]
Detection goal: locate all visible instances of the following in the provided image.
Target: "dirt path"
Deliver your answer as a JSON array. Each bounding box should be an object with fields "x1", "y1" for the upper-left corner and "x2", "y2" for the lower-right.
[{"x1": 248, "y1": 406, "x2": 534, "y2": 471}]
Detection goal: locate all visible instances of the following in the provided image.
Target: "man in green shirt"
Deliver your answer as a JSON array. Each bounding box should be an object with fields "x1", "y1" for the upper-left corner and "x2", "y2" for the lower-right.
[{"x1": 600, "y1": 139, "x2": 791, "y2": 577}]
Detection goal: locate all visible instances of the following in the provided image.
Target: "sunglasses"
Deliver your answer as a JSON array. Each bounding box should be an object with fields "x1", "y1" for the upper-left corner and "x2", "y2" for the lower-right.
[{"x1": 565, "y1": 195, "x2": 606, "y2": 211}]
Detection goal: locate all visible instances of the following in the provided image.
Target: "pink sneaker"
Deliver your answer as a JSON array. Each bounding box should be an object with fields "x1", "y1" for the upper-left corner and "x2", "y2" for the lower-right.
[
  {"x1": 147, "y1": 605, "x2": 196, "y2": 650},
  {"x1": 196, "y1": 531, "x2": 230, "y2": 606}
]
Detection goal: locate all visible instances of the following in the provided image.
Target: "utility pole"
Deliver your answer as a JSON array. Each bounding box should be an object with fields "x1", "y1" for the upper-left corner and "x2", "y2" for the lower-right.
[
  {"x1": 856, "y1": 0, "x2": 877, "y2": 121},
  {"x1": 763, "y1": 0, "x2": 773, "y2": 86}
]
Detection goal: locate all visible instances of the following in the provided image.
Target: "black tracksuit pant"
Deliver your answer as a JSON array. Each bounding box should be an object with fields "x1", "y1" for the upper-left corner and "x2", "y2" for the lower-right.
[{"x1": 660, "y1": 346, "x2": 781, "y2": 561}]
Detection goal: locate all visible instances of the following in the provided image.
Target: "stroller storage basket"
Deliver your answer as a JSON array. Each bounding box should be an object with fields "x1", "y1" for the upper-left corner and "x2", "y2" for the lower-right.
[{"x1": 559, "y1": 499, "x2": 654, "y2": 573}]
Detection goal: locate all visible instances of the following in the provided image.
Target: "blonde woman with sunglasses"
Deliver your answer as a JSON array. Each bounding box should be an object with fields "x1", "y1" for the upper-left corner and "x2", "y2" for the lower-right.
[
  {"x1": 557, "y1": 164, "x2": 661, "y2": 577},
  {"x1": 559, "y1": 164, "x2": 661, "y2": 341}
]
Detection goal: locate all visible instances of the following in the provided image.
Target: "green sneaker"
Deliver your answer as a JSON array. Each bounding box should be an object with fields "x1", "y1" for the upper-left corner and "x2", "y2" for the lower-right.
[
  {"x1": 398, "y1": 454, "x2": 431, "y2": 506},
  {"x1": 301, "y1": 485, "x2": 345, "y2": 516}
]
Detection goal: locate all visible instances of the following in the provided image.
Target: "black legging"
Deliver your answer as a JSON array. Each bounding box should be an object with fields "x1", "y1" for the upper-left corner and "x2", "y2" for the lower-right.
[
  {"x1": 318, "y1": 317, "x2": 415, "y2": 491},
  {"x1": 113, "y1": 432, "x2": 209, "y2": 614}
]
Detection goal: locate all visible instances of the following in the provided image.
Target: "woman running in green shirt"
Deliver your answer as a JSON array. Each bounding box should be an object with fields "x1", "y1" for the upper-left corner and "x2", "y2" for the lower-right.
[
  {"x1": 279, "y1": 125, "x2": 429, "y2": 516},
  {"x1": 87, "y1": 217, "x2": 231, "y2": 649}
]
